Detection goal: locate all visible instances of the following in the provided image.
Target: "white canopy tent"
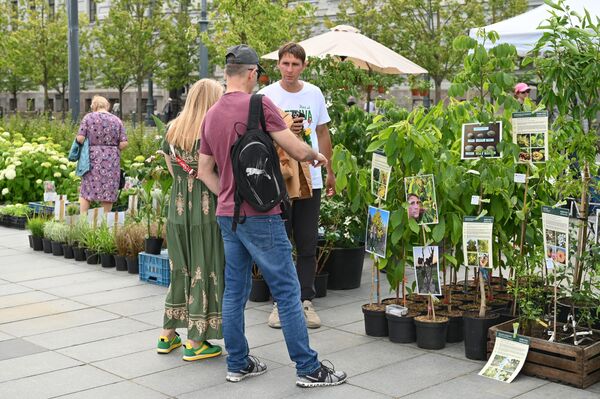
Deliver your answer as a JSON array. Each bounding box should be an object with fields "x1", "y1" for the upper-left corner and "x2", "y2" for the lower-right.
[{"x1": 469, "y1": 0, "x2": 600, "y2": 55}]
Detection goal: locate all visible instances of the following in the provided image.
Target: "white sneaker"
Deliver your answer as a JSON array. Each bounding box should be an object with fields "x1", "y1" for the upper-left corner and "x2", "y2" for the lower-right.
[
  {"x1": 267, "y1": 303, "x2": 281, "y2": 328},
  {"x1": 303, "y1": 300, "x2": 321, "y2": 329}
]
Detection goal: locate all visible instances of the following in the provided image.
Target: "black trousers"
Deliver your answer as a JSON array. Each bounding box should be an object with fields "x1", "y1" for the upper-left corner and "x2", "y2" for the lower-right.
[{"x1": 286, "y1": 189, "x2": 321, "y2": 301}]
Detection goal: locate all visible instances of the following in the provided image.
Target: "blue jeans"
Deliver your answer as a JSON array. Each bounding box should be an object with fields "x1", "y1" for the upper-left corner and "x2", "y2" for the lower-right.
[{"x1": 217, "y1": 215, "x2": 320, "y2": 376}]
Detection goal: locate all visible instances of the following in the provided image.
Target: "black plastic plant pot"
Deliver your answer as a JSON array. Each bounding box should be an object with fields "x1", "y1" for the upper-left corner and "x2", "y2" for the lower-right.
[
  {"x1": 387, "y1": 313, "x2": 416, "y2": 343},
  {"x1": 314, "y1": 272, "x2": 328, "y2": 298},
  {"x1": 100, "y1": 253, "x2": 115, "y2": 268},
  {"x1": 73, "y1": 246, "x2": 87, "y2": 261},
  {"x1": 42, "y1": 238, "x2": 52, "y2": 253},
  {"x1": 32, "y1": 236, "x2": 44, "y2": 251},
  {"x1": 62, "y1": 244, "x2": 74, "y2": 259},
  {"x1": 463, "y1": 312, "x2": 500, "y2": 360},
  {"x1": 114, "y1": 255, "x2": 128, "y2": 271},
  {"x1": 443, "y1": 314, "x2": 464, "y2": 343},
  {"x1": 51, "y1": 241, "x2": 64, "y2": 256},
  {"x1": 28, "y1": 235, "x2": 33, "y2": 248},
  {"x1": 126, "y1": 256, "x2": 139, "y2": 274},
  {"x1": 415, "y1": 316, "x2": 449, "y2": 350},
  {"x1": 144, "y1": 238, "x2": 163, "y2": 255},
  {"x1": 249, "y1": 277, "x2": 271, "y2": 302},
  {"x1": 362, "y1": 304, "x2": 388, "y2": 337},
  {"x1": 85, "y1": 249, "x2": 100, "y2": 265},
  {"x1": 326, "y1": 245, "x2": 365, "y2": 290}
]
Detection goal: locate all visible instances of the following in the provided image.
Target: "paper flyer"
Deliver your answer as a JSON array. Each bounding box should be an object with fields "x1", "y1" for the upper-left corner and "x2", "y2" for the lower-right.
[
  {"x1": 463, "y1": 216, "x2": 494, "y2": 269},
  {"x1": 480, "y1": 331, "x2": 530, "y2": 383},
  {"x1": 404, "y1": 174, "x2": 439, "y2": 225},
  {"x1": 461, "y1": 122, "x2": 502, "y2": 159},
  {"x1": 412, "y1": 246, "x2": 442, "y2": 296},
  {"x1": 512, "y1": 111, "x2": 549, "y2": 163},
  {"x1": 542, "y1": 206, "x2": 569, "y2": 269},
  {"x1": 365, "y1": 206, "x2": 390, "y2": 258},
  {"x1": 371, "y1": 152, "x2": 391, "y2": 201}
]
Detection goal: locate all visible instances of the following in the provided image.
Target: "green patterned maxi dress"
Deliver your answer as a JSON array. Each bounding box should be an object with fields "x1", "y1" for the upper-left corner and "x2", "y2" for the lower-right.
[{"x1": 161, "y1": 140, "x2": 224, "y2": 341}]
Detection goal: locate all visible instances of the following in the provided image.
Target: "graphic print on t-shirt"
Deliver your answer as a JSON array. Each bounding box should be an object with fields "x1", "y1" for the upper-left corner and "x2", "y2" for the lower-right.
[{"x1": 287, "y1": 106, "x2": 313, "y2": 146}]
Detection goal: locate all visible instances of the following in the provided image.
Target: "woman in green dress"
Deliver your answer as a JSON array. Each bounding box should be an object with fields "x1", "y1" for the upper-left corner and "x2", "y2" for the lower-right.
[{"x1": 156, "y1": 79, "x2": 225, "y2": 361}]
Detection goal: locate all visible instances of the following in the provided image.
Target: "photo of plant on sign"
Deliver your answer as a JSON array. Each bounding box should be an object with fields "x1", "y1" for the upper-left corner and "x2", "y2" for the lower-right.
[
  {"x1": 365, "y1": 206, "x2": 390, "y2": 258},
  {"x1": 404, "y1": 175, "x2": 438, "y2": 225},
  {"x1": 413, "y1": 246, "x2": 441, "y2": 296}
]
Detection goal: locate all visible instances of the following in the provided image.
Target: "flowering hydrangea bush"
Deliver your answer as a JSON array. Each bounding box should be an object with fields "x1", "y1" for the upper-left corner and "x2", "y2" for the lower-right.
[{"x1": 0, "y1": 129, "x2": 79, "y2": 203}]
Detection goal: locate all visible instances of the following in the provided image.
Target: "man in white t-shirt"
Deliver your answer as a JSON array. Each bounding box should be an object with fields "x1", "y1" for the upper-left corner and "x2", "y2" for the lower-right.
[{"x1": 259, "y1": 42, "x2": 336, "y2": 329}]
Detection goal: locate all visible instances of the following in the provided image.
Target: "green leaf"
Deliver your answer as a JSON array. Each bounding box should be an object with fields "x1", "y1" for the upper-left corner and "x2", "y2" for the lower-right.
[
  {"x1": 432, "y1": 217, "x2": 446, "y2": 243},
  {"x1": 408, "y1": 218, "x2": 420, "y2": 234}
]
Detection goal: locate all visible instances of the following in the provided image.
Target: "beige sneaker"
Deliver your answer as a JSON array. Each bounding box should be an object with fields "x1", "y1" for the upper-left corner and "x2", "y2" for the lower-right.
[
  {"x1": 303, "y1": 300, "x2": 321, "y2": 329},
  {"x1": 267, "y1": 303, "x2": 281, "y2": 328}
]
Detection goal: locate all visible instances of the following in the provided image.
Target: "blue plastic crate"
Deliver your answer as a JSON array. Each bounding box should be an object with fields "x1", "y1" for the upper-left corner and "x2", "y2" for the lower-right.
[
  {"x1": 139, "y1": 250, "x2": 170, "y2": 287},
  {"x1": 28, "y1": 202, "x2": 54, "y2": 216}
]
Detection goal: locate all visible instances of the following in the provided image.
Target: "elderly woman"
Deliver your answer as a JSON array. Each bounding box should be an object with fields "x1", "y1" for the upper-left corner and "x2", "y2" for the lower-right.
[{"x1": 76, "y1": 95, "x2": 128, "y2": 214}]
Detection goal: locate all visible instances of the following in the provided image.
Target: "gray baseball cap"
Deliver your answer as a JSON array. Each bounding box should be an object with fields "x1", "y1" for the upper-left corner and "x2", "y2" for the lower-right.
[{"x1": 225, "y1": 44, "x2": 265, "y2": 74}]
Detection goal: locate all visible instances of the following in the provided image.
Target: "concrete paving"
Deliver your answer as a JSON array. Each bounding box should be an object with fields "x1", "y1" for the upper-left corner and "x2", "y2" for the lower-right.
[{"x1": 1, "y1": 226, "x2": 599, "y2": 398}]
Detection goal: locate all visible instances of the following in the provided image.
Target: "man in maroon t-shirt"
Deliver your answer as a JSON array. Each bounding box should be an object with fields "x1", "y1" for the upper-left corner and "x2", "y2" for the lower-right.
[{"x1": 197, "y1": 45, "x2": 347, "y2": 388}]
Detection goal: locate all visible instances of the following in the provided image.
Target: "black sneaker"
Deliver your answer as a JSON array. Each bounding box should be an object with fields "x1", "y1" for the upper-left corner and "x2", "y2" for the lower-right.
[
  {"x1": 225, "y1": 355, "x2": 267, "y2": 382},
  {"x1": 296, "y1": 360, "x2": 347, "y2": 388}
]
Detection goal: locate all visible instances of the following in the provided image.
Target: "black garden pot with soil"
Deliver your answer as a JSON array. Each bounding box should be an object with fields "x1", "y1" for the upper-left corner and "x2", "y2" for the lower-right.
[
  {"x1": 100, "y1": 253, "x2": 115, "y2": 268},
  {"x1": 85, "y1": 249, "x2": 100, "y2": 265},
  {"x1": 42, "y1": 238, "x2": 52, "y2": 253},
  {"x1": 463, "y1": 312, "x2": 500, "y2": 360},
  {"x1": 249, "y1": 277, "x2": 271, "y2": 302},
  {"x1": 51, "y1": 241, "x2": 64, "y2": 256},
  {"x1": 314, "y1": 272, "x2": 328, "y2": 298},
  {"x1": 126, "y1": 255, "x2": 139, "y2": 274},
  {"x1": 387, "y1": 312, "x2": 417, "y2": 343},
  {"x1": 362, "y1": 304, "x2": 388, "y2": 337},
  {"x1": 415, "y1": 316, "x2": 449, "y2": 350},
  {"x1": 144, "y1": 238, "x2": 163, "y2": 255},
  {"x1": 31, "y1": 236, "x2": 44, "y2": 251},
  {"x1": 62, "y1": 244, "x2": 74, "y2": 259},
  {"x1": 114, "y1": 255, "x2": 128, "y2": 271},
  {"x1": 28, "y1": 235, "x2": 33, "y2": 248},
  {"x1": 324, "y1": 244, "x2": 365, "y2": 290},
  {"x1": 73, "y1": 246, "x2": 87, "y2": 261},
  {"x1": 438, "y1": 311, "x2": 464, "y2": 343}
]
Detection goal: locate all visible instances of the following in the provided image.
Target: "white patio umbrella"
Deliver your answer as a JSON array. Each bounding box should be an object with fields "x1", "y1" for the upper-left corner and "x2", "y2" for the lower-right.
[{"x1": 262, "y1": 25, "x2": 427, "y2": 75}]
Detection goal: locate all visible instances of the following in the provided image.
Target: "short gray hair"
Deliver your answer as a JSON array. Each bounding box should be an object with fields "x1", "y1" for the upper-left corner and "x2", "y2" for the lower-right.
[{"x1": 225, "y1": 63, "x2": 255, "y2": 77}]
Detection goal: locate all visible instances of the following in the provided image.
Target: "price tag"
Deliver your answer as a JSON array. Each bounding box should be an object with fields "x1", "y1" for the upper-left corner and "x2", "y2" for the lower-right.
[
  {"x1": 546, "y1": 258, "x2": 554, "y2": 270},
  {"x1": 514, "y1": 173, "x2": 527, "y2": 184},
  {"x1": 471, "y1": 195, "x2": 480, "y2": 205}
]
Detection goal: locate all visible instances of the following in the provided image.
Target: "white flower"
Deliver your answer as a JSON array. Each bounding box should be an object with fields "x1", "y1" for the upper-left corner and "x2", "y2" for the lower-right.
[
  {"x1": 59, "y1": 164, "x2": 67, "y2": 170},
  {"x1": 1, "y1": 188, "x2": 9, "y2": 195},
  {"x1": 6, "y1": 164, "x2": 16, "y2": 170},
  {"x1": 36, "y1": 179, "x2": 42, "y2": 184},
  {"x1": 4, "y1": 169, "x2": 16, "y2": 180},
  {"x1": 53, "y1": 172, "x2": 61, "y2": 178},
  {"x1": 41, "y1": 162, "x2": 51, "y2": 168}
]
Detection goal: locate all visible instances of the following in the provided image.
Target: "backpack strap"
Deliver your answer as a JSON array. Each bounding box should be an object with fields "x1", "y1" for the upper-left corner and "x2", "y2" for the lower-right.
[{"x1": 247, "y1": 94, "x2": 267, "y2": 132}]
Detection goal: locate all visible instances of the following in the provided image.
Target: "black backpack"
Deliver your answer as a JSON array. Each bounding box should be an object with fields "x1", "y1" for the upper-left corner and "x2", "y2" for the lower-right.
[{"x1": 230, "y1": 94, "x2": 287, "y2": 231}]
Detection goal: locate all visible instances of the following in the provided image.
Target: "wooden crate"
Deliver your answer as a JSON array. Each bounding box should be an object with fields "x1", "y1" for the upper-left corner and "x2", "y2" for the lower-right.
[{"x1": 488, "y1": 319, "x2": 600, "y2": 389}]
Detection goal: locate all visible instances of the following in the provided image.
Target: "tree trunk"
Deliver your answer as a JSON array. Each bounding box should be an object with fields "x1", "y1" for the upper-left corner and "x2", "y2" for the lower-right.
[
  {"x1": 11, "y1": 90, "x2": 17, "y2": 113},
  {"x1": 137, "y1": 82, "x2": 143, "y2": 123},
  {"x1": 434, "y1": 79, "x2": 442, "y2": 104},
  {"x1": 118, "y1": 88, "x2": 124, "y2": 119},
  {"x1": 43, "y1": 84, "x2": 49, "y2": 113}
]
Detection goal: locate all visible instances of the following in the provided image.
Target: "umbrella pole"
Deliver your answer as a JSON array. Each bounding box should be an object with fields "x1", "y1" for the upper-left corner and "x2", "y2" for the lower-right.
[{"x1": 366, "y1": 67, "x2": 372, "y2": 113}]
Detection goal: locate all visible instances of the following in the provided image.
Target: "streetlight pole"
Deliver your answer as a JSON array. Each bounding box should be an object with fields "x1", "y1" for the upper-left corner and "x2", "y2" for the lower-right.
[
  {"x1": 67, "y1": 0, "x2": 80, "y2": 121},
  {"x1": 423, "y1": 0, "x2": 433, "y2": 109},
  {"x1": 199, "y1": 0, "x2": 208, "y2": 78}
]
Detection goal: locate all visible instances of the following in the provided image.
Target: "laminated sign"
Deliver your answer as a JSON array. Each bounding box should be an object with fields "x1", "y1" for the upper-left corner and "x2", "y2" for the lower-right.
[{"x1": 480, "y1": 331, "x2": 530, "y2": 383}]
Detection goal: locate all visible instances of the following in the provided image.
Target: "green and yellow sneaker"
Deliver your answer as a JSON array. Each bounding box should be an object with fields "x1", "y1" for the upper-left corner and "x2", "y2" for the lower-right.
[
  {"x1": 157, "y1": 332, "x2": 182, "y2": 354},
  {"x1": 182, "y1": 341, "x2": 222, "y2": 361}
]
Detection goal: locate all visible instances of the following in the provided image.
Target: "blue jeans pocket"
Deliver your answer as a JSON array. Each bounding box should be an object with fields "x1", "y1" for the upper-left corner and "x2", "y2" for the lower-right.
[{"x1": 247, "y1": 218, "x2": 274, "y2": 251}]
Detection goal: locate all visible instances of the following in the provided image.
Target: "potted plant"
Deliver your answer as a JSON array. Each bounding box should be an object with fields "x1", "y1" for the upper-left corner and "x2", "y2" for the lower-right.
[
  {"x1": 26, "y1": 217, "x2": 46, "y2": 251},
  {"x1": 414, "y1": 295, "x2": 449, "y2": 349},
  {"x1": 249, "y1": 263, "x2": 270, "y2": 302},
  {"x1": 80, "y1": 226, "x2": 100, "y2": 265},
  {"x1": 62, "y1": 222, "x2": 77, "y2": 259},
  {"x1": 41, "y1": 221, "x2": 54, "y2": 253},
  {"x1": 139, "y1": 179, "x2": 169, "y2": 255},
  {"x1": 114, "y1": 226, "x2": 129, "y2": 271},
  {"x1": 408, "y1": 75, "x2": 420, "y2": 96},
  {"x1": 123, "y1": 222, "x2": 146, "y2": 274},
  {"x1": 71, "y1": 219, "x2": 91, "y2": 261},
  {"x1": 96, "y1": 223, "x2": 116, "y2": 268},
  {"x1": 65, "y1": 203, "x2": 79, "y2": 225},
  {"x1": 418, "y1": 79, "x2": 431, "y2": 97}
]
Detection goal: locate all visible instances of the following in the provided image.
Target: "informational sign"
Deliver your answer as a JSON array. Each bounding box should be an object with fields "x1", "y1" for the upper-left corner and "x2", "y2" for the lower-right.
[
  {"x1": 371, "y1": 152, "x2": 392, "y2": 201},
  {"x1": 365, "y1": 206, "x2": 390, "y2": 258},
  {"x1": 542, "y1": 206, "x2": 570, "y2": 269},
  {"x1": 412, "y1": 246, "x2": 442, "y2": 296},
  {"x1": 43, "y1": 181, "x2": 56, "y2": 202},
  {"x1": 404, "y1": 174, "x2": 439, "y2": 225},
  {"x1": 512, "y1": 111, "x2": 549, "y2": 163},
  {"x1": 463, "y1": 216, "x2": 494, "y2": 269},
  {"x1": 461, "y1": 122, "x2": 502, "y2": 159},
  {"x1": 480, "y1": 331, "x2": 530, "y2": 383}
]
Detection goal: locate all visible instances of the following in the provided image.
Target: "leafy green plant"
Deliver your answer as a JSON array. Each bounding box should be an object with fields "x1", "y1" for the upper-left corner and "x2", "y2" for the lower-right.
[
  {"x1": 26, "y1": 217, "x2": 46, "y2": 238},
  {"x1": 70, "y1": 219, "x2": 91, "y2": 247},
  {"x1": 95, "y1": 223, "x2": 116, "y2": 255},
  {"x1": 66, "y1": 204, "x2": 79, "y2": 216},
  {"x1": 80, "y1": 225, "x2": 99, "y2": 252}
]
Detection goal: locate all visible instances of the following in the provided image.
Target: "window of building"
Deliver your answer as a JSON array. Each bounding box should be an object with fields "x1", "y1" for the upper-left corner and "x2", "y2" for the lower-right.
[
  {"x1": 26, "y1": 98, "x2": 35, "y2": 112},
  {"x1": 9, "y1": 98, "x2": 17, "y2": 111}
]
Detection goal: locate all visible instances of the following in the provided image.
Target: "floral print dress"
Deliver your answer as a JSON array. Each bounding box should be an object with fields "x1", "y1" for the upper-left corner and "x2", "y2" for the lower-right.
[
  {"x1": 161, "y1": 139, "x2": 224, "y2": 341},
  {"x1": 78, "y1": 112, "x2": 127, "y2": 202}
]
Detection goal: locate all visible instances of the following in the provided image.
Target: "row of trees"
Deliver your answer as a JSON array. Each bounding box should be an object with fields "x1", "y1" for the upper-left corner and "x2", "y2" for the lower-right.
[{"x1": 0, "y1": 0, "x2": 528, "y2": 119}]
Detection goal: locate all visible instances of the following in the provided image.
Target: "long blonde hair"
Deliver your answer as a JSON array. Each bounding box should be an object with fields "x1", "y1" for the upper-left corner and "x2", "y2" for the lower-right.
[{"x1": 165, "y1": 79, "x2": 223, "y2": 152}]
